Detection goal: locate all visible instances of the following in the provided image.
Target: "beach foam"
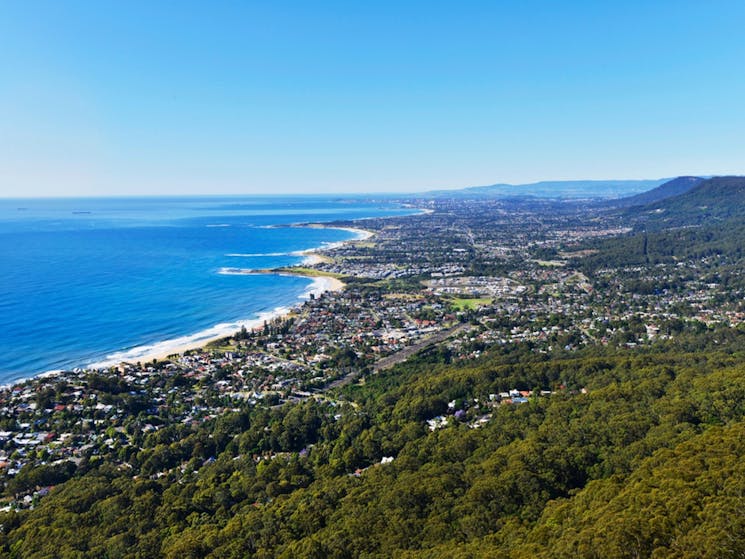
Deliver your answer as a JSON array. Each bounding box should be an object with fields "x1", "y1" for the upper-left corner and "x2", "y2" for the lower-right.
[
  {"x1": 299, "y1": 276, "x2": 344, "y2": 299},
  {"x1": 87, "y1": 307, "x2": 291, "y2": 369},
  {"x1": 1, "y1": 196, "x2": 417, "y2": 382},
  {"x1": 218, "y1": 267, "x2": 255, "y2": 275},
  {"x1": 225, "y1": 252, "x2": 289, "y2": 257},
  {"x1": 87, "y1": 272, "x2": 346, "y2": 369}
]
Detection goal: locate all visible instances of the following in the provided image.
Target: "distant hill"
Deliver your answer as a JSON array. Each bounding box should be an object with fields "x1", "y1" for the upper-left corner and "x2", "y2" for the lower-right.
[
  {"x1": 631, "y1": 175, "x2": 745, "y2": 228},
  {"x1": 614, "y1": 176, "x2": 704, "y2": 207},
  {"x1": 581, "y1": 176, "x2": 745, "y2": 270},
  {"x1": 666, "y1": 175, "x2": 745, "y2": 209},
  {"x1": 424, "y1": 179, "x2": 669, "y2": 200}
]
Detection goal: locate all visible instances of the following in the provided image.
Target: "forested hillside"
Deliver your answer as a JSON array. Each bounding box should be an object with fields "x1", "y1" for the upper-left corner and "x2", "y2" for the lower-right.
[
  {"x1": 2, "y1": 328, "x2": 745, "y2": 558},
  {"x1": 2, "y1": 181, "x2": 745, "y2": 558},
  {"x1": 612, "y1": 175, "x2": 702, "y2": 207},
  {"x1": 580, "y1": 176, "x2": 745, "y2": 271},
  {"x1": 628, "y1": 175, "x2": 745, "y2": 229}
]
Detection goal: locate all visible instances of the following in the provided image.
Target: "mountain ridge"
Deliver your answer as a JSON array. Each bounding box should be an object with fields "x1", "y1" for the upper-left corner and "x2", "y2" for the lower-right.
[
  {"x1": 631, "y1": 175, "x2": 745, "y2": 228},
  {"x1": 423, "y1": 178, "x2": 670, "y2": 200},
  {"x1": 613, "y1": 176, "x2": 704, "y2": 207}
]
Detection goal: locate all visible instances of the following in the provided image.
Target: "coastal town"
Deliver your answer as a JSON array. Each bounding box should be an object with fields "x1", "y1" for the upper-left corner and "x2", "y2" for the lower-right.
[
  {"x1": 5, "y1": 0, "x2": 745, "y2": 552},
  {"x1": 1, "y1": 194, "x2": 743, "y2": 512}
]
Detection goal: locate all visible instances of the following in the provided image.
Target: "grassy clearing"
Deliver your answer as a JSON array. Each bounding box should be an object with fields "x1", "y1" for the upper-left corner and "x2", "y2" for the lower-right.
[
  {"x1": 450, "y1": 297, "x2": 493, "y2": 310},
  {"x1": 532, "y1": 259, "x2": 567, "y2": 267},
  {"x1": 278, "y1": 266, "x2": 347, "y2": 279}
]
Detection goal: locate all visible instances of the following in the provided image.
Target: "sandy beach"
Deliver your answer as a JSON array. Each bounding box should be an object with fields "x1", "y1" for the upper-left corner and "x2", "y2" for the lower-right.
[
  {"x1": 300, "y1": 223, "x2": 375, "y2": 242},
  {"x1": 80, "y1": 223, "x2": 371, "y2": 370},
  {"x1": 301, "y1": 253, "x2": 327, "y2": 265},
  {"x1": 335, "y1": 226, "x2": 374, "y2": 241},
  {"x1": 90, "y1": 275, "x2": 345, "y2": 367},
  {"x1": 281, "y1": 225, "x2": 374, "y2": 265}
]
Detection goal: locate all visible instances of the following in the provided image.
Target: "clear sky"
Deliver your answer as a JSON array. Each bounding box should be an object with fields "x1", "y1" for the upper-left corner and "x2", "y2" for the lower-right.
[{"x1": 2, "y1": 1, "x2": 744, "y2": 196}]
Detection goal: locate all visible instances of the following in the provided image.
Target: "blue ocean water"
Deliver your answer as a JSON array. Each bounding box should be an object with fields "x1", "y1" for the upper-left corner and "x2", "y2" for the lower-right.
[{"x1": 0, "y1": 196, "x2": 413, "y2": 384}]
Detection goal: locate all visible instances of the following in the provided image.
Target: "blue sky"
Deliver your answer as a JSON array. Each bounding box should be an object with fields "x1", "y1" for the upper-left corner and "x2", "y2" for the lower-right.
[{"x1": 2, "y1": 1, "x2": 744, "y2": 196}]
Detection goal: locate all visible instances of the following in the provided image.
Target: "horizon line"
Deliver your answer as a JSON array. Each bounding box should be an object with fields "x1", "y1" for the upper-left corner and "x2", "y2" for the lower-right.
[{"x1": 0, "y1": 175, "x2": 719, "y2": 200}]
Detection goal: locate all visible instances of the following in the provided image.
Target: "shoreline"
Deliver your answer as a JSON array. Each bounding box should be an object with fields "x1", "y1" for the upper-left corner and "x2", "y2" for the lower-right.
[
  {"x1": 103, "y1": 275, "x2": 345, "y2": 366},
  {"x1": 301, "y1": 224, "x2": 374, "y2": 241},
  {"x1": 3, "y1": 211, "x2": 420, "y2": 386},
  {"x1": 86, "y1": 225, "x2": 365, "y2": 369}
]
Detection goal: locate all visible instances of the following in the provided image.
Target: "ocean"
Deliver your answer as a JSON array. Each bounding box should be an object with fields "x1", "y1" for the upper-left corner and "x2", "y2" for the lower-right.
[{"x1": 0, "y1": 196, "x2": 413, "y2": 384}]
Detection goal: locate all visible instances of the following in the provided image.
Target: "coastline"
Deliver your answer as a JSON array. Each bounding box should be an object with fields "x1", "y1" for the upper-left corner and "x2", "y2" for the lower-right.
[
  {"x1": 86, "y1": 226, "x2": 363, "y2": 369},
  {"x1": 3, "y1": 207, "x2": 418, "y2": 386},
  {"x1": 100, "y1": 275, "x2": 345, "y2": 367},
  {"x1": 303, "y1": 224, "x2": 374, "y2": 241}
]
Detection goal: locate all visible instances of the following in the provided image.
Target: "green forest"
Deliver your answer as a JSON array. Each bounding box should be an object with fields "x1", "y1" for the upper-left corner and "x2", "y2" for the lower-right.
[
  {"x1": 3, "y1": 177, "x2": 745, "y2": 558},
  {"x1": 2, "y1": 327, "x2": 745, "y2": 558}
]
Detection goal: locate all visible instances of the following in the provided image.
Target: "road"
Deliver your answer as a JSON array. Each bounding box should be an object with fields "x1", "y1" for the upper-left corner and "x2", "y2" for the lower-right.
[
  {"x1": 322, "y1": 322, "x2": 470, "y2": 391},
  {"x1": 372, "y1": 322, "x2": 472, "y2": 373}
]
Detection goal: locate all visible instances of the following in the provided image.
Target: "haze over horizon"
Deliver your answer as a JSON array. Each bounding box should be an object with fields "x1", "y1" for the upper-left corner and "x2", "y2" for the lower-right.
[{"x1": 2, "y1": 1, "x2": 744, "y2": 197}]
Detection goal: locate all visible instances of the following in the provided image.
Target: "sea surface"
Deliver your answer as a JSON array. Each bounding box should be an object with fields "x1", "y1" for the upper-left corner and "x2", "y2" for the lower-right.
[{"x1": 0, "y1": 196, "x2": 414, "y2": 384}]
